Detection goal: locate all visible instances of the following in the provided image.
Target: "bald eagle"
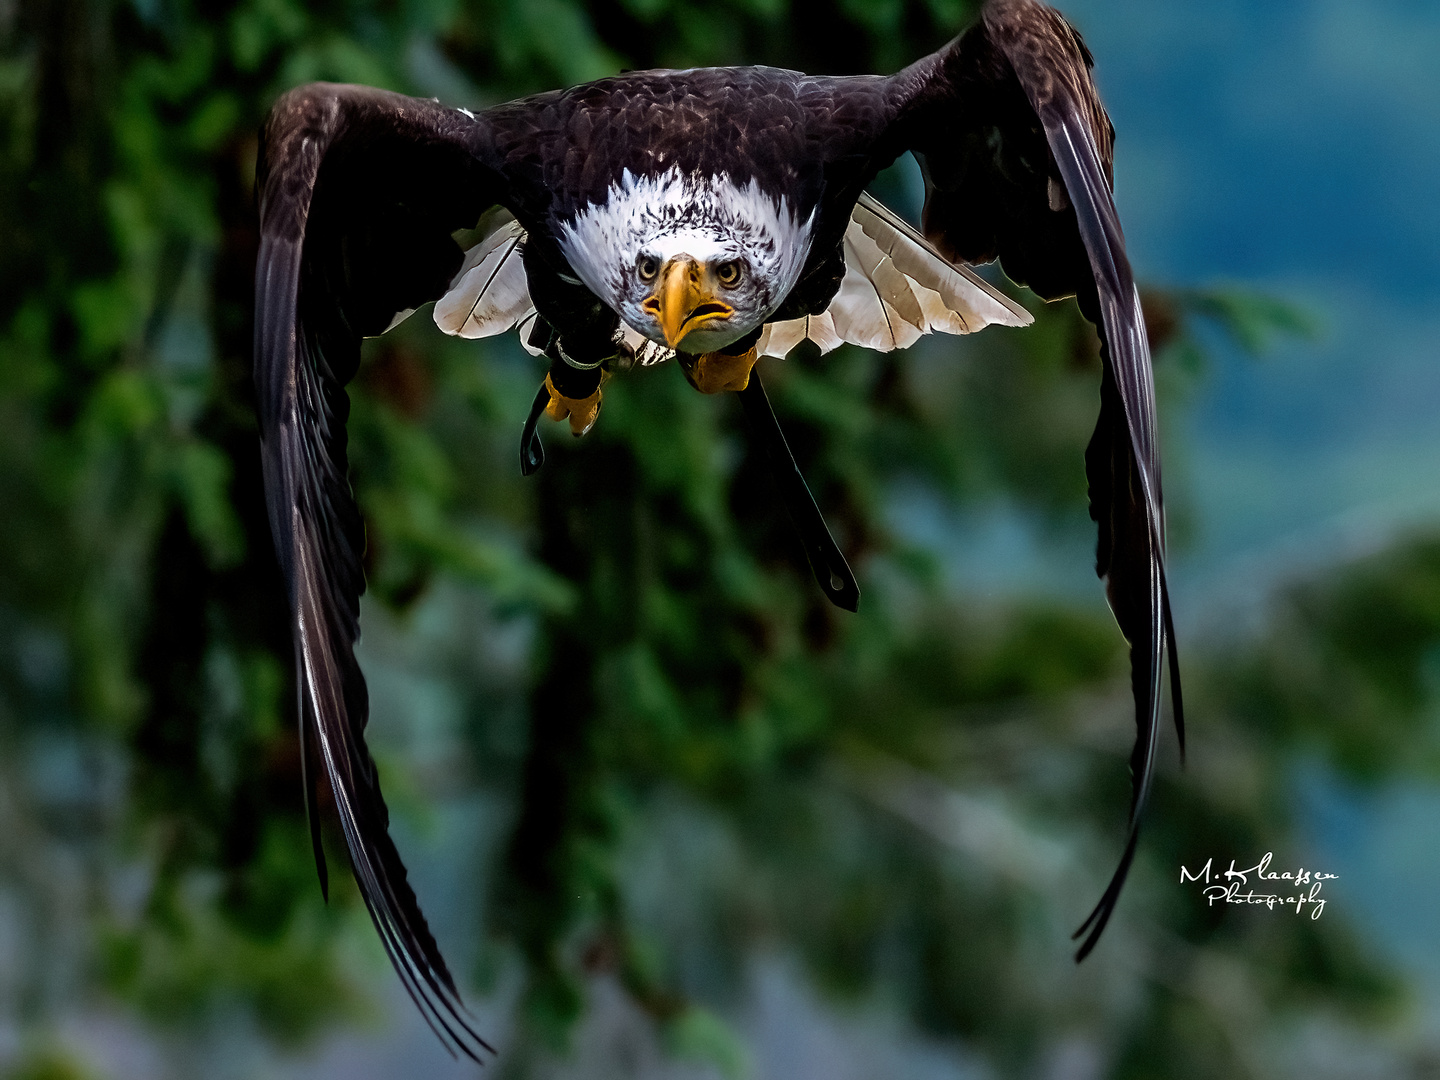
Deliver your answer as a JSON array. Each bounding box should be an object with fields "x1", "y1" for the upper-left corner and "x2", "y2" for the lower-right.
[{"x1": 254, "y1": 0, "x2": 1181, "y2": 1057}]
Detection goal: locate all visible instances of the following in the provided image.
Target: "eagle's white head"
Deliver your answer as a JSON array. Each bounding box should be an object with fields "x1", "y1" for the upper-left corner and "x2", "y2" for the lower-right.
[{"x1": 557, "y1": 167, "x2": 814, "y2": 354}]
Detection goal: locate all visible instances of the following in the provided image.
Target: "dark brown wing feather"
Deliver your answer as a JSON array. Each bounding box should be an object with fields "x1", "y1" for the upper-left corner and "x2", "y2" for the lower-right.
[
  {"x1": 881, "y1": 0, "x2": 1183, "y2": 959},
  {"x1": 254, "y1": 83, "x2": 501, "y2": 1059}
]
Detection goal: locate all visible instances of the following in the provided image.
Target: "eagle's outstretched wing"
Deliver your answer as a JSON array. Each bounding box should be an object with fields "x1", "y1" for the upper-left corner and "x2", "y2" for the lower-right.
[
  {"x1": 254, "y1": 83, "x2": 502, "y2": 1059},
  {"x1": 874, "y1": 0, "x2": 1183, "y2": 958}
]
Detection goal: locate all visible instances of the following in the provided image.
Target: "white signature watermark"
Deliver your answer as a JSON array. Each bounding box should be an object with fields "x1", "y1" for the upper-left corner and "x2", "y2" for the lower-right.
[{"x1": 1179, "y1": 853, "x2": 1338, "y2": 920}]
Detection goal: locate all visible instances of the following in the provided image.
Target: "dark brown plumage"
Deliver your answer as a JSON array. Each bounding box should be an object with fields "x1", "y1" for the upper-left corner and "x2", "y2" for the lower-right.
[{"x1": 253, "y1": 0, "x2": 1180, "y2": 1056}]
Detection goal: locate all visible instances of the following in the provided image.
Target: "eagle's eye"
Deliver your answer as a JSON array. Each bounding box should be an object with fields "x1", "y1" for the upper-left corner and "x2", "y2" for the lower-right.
[
  {"x1": 716, "y1": 260, "x2": 742, "y2": 288},
  {"x1": 637, "y1": 254, "x2": 660, "y2": 282}
]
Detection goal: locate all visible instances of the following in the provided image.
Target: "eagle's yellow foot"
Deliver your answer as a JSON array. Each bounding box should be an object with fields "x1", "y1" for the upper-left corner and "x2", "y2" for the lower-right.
[
  {"x1": 685, "y1": 346, "x2": 759, "y2": 395},
  {"x1": 544, "y1": 373, "x2": 602, "y2": 437}
]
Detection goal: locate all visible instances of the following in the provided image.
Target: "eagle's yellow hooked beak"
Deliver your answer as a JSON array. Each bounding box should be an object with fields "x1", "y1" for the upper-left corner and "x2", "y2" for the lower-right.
[{"x1": 643, "y1": 257, "x2": 735, "y2": 351}]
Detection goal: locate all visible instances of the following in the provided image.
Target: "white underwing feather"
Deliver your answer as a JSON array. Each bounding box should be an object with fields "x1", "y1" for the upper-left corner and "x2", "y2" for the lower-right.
[
  {"x1": 804, "y1": 312, "x2": 843, "y2": 354},
  {"x1": 827, "y1": 238, "x2": 920, "y2": 352},
  {"x1": 380, "y1": 307, "x2": 417, "y2": 334},
  {"x1": 842, "y1": 217, "x2": 926, "y2": 330},
  {"x1": 756, "y1": 318, "x2": 807, "y2": 358},
  {"x1": 758, "y1": 192, "x2": 1032, "y2": 358},
  {"x1": 433, "y1": 208, "x2": 535, "y2": 339},
  {"x1": 516, "y1": 311, "x2": 545, "y2": 357},
  {"x1": 829, "y1": 224, "x2": 925, "y2": 351},
  {"x1": 615, "y1": 321, "x2": 674, "y2": 367},
  {"x1": 854, "y1": 194, "x2": 1031, "y2": 330}
]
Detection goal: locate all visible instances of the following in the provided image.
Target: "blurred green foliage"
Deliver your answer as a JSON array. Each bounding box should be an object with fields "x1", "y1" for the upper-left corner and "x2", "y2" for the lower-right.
[
  {"x1": 0, "y1": 0, "x2": 1436, "y2": 1076},
  {"x1": 2, "y1": 1047, "x2": 97, "y2": 1080}
]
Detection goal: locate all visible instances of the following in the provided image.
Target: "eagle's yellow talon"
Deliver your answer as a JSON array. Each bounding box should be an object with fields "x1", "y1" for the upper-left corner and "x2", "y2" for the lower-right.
[
  {"x1": 686, "y1": 346, "x2": 759, "y2": 395},
  {"x1": 544, "y1": 373, "x2": 603, "y2": 437}
]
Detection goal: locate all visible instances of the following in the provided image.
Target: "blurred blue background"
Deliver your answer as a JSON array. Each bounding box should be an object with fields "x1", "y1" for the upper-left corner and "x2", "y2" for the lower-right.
[{"x1": 1079, "y1": 0, "x2": 1440, "y2": 1007}]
